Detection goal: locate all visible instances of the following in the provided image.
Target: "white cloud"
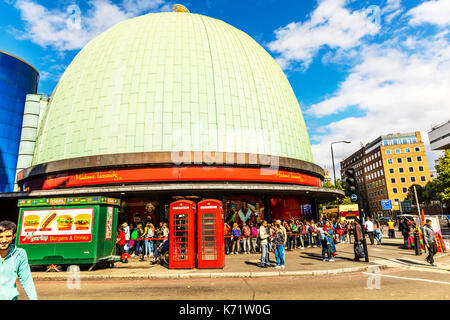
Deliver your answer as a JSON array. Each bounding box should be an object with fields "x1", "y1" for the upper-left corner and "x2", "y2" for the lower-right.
[
  {"x1": 10, "y1": 0, "x2": 170, "y2": 51},
  {"x1": 306, "y1": 30, "x2": 450, "y2": 174},
  {"x1": 407, "y1": 0, "x2": 450, "y2": 27},
  {"x1": 267, "y1": 0, "x2": 380, "y2": 70}
]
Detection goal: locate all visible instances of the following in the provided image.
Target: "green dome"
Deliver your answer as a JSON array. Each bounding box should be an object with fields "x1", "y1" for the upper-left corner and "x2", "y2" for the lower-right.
[{"x1": 33, "y1": 12, "x2": 313, "y2": 165}]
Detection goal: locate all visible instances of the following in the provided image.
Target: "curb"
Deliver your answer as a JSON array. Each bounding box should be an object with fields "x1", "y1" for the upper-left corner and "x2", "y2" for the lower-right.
[{"x1": 32, "y1": 264, "x2": 387, "y2": 281}]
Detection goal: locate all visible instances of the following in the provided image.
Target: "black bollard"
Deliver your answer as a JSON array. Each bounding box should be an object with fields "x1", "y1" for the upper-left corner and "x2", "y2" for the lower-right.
[{"x1": 414, "y1": 231, "x2": 422, "y2": 255}]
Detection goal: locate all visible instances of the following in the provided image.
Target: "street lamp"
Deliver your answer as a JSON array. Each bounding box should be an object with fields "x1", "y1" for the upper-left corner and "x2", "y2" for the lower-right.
[{"x1": 331, "y1": 140, "x2": 351, "y2": 185}]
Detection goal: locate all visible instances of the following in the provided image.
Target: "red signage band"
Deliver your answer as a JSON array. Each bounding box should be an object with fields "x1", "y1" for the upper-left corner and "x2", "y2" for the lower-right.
[{"x1": 24, "y1": 166, "x2": 322, "y2": 190}]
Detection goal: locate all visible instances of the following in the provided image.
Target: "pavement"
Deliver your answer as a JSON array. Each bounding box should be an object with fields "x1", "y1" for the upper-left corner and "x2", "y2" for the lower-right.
[{"x1": 30, "y1": 229, "x2": 449, "y2": 281}]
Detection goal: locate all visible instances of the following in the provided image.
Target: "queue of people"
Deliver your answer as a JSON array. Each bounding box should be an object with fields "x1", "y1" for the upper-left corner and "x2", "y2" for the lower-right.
[{"x1": 116, "y1": 220, "x2": 169, "y2": 263}]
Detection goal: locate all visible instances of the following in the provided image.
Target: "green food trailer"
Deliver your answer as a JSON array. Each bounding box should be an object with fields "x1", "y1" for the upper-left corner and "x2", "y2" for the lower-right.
[{"x1": 16, "y1": 196, "x2": 121, "y2": 270}]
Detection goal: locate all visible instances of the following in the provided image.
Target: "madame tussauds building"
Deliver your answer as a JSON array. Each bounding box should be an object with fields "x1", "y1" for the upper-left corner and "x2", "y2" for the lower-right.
[{"x1": 10, "y1": 7, "x2": 344, "y2": 227}]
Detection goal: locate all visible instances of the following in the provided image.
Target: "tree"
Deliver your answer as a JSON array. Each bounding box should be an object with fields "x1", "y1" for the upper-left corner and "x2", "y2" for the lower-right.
[
  {"x1": 406, "y1": 184, "x2": 425, "y2": 205},
  {"x1": 434, "y1": 150, "x2": 450, "y2": 205}
]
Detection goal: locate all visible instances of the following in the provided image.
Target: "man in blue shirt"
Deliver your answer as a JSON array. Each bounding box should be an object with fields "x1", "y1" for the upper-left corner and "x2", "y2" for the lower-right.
[{"x1": 0, "y1": 220, "x2": 38, "y2": 300}]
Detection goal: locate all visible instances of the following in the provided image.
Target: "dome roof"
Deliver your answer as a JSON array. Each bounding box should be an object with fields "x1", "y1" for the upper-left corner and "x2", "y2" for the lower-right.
[{"x1": 33, "y1": 12, "x2": 313, "y2": 165}]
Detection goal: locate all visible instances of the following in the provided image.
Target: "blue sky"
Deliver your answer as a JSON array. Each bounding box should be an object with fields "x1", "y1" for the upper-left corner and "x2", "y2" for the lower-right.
[{"x1": 1, "y1": 0, "x2": 449, "y2": 174}]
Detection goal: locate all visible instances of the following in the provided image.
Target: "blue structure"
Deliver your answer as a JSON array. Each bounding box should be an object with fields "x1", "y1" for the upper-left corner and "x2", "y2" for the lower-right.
[{"x1": 0, "y1": 51, "x2": 39, "y2": 192}]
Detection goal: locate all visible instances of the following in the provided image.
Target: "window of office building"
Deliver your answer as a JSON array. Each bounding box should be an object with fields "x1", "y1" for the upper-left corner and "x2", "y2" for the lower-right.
[
  {"x1": 420, "y1": 176, "x2": 426, "y2": 182},
  {"x1": 391, "y1": 178, "x2": 396, "y2": 183},
  {"x1": 394, "y1": 198, "x2": 399, "y2": 205},
  {"x1": 417, "y1": 156, "x2": 422, "y2": 162},
  {"x1": 415, "y1": 147, "x2": 420, "y2": 152},
  {"x1": 402, "y1": 187, "x2": 408, "y2": 193},
  {"x1": 388, "y1": 159, "x2": 393, "y2": 164},
  {"x1": 411, "y1": 177, "x2": 416, "y2": 182},
  {"x1": 389, "y1": 168, "x2": 394, "y2": 174},
  {"x1": 395, "y1": 149, "x2": 401, "y2": 154},
  {"x1": 393, "y1": 188, "x2": 398, "y2": 194},
  {"x1": 407, "y1": 157, "x2": 412, "y2": 162},
  {"x1": 397, "y1": 158, "x2": 402, "y2": 163},
  {"x1": 404, "y1": 148, "x2": 410, "y2": 153},
  {"x1": 409, "y1": 167, "x2": 414, "y2": 172},
  {"x1": 400, "y1": 177, "x2": 406, "y2": 183},
  {"x1": 399, "y1": 167, "x2": 404, "y2": 173},
  {"x1": 419, "y1": 166, "x2": 424, "y2": 172},
  {"x1": 386, "y1": 149, "x2": 391, "y2": 155}
]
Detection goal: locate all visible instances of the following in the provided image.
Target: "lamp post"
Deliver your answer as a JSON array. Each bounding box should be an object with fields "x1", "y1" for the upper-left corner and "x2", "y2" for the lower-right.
[{"x1": 331, "y1": 140, "x2": 351, "y2": 185}]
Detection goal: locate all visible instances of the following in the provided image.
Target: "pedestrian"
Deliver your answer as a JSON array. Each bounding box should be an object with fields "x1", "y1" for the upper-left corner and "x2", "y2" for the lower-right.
[
  {"x1": 401, "y1": 219, "x2": 410, "y2": 249},
  {"x1": 144, "y1": 222, "x2": 155, "y2": 258},
  {"x1": 122, "y1": 222, "x2": 130, "y2": 253},
  {"x1": 310, "y1": 220, "x2": 319, "y2": 247},
  {"x1": 116, "y1": 226, "x2": 128, "y2": 263},
  {"x1": 325, "y1": 221, "x2": 337, "y2": 258},
  {"x1": 272, "y1": 224, "x2": 285, "y2": 268},
  {"x1": 242, "y1": 221, "x2": 251, "y2": 254},
  {"x1": 306, "y1": 221, "x2": 312, "y2": 247},
  {"x1": 342, "y1": 221, "x2": 348, "y2": 244},
  {"x1": 231, "y1": 223, "x2": 241, "y2": 254},
  {"x1": 335, "y1": 219, "x2": 343, "y2": 243},
  {"x1": 353, "y1": 219, "x2": 365, "y2": 261},
  {"x1": 257, "y1": 220, "x2": 270, "y2": 268},
  {"x1": 224, "y1": 221, "x2": 231, "y2": 254},
  {"x1": 317, "y1": 222, "x2": 334, "y2": 262},
  {"x1": 0, "y1": 220, "x2": 38, "y2": 300},
  {"x1": 285, "y1": 221, "x2": 293, "y2": 251},
  {"x1": 250, "y1": 222, "x2": 258, "y2": 253},
  {"x1": 135, "y1": 223, "x2": 145, "y2": 260},
  {"x1": 423, "y1": 219, "x2": 437, "y2": 266},
  {"x1": 298, "y1": 220, "x2": 306, "y2": 249},
  {"x1": 374, "y1": 221, "x2": 382, "y2": 245},
  {"x1": 387, "y1": 219, "x2": 395, "y2": 238},
  {"x1": 364, "y1": 216, "x2": 375, "y2": 245},
  {"x1": 267, "y1": 223, "x2": 274, "y2": 252}
]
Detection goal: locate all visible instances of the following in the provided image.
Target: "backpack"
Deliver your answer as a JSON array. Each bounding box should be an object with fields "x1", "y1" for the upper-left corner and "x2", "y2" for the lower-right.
[
  {"x1": 243, "y1": 226, "x2": 251, "y2": 237},
  {"x1": 131, "y1": 230, "x2": 138, "y2": 240}
]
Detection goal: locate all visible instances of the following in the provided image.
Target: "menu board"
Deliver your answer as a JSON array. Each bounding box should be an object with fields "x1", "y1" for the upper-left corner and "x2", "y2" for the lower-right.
[
  {"x1": 19, "y1": 208, "x2": 94, "y2": 244},
  {"x1": 105, "y1": 206, "x2": 113, "y2": 239}
]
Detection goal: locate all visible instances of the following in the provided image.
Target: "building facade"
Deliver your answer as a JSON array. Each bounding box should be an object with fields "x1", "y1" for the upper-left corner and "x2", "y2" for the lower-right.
[
  {"x1": 0, "y1": 51, "x2": 39, "y2": 192},
  {"x1": 3, "y1": 9, "x2": 343, "y2": 225},
  {"x1": 428, "y1": 120, "x2": 450, "y2": 150},
  {"x1": 341, "y1": 132, "x2": 431, "y2": 216}
]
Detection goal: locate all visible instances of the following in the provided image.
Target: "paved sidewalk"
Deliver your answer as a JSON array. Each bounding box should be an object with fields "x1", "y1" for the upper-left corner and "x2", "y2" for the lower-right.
[{"x1": 31, "y1": 232, "x2": 449, "y2": 281}]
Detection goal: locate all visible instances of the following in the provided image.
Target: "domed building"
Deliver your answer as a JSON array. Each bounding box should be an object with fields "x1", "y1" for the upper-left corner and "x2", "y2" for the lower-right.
[{"x1": 14, "y1": 7, "x2": 343, "y2": 224}]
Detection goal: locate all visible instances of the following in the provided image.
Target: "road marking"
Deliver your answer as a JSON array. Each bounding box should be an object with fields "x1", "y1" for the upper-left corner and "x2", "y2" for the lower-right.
[{"x1": 362, "y1": 272, "x2": 450, "y2": 285}]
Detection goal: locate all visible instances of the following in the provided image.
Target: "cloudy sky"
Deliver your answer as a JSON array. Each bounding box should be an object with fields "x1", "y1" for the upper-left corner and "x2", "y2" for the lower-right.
[{"x1": 1, "y1": 0, "x2": 449, "y2": 176}]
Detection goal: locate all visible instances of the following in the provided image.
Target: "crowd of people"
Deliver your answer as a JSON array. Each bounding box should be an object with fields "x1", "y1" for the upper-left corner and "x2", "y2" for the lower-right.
[
  {"x1": 224, "y1": 216, "x2": 384, "y2": 267},
  {"x1": 116, "y1": 220, "x2": 170, "y2": 263}
]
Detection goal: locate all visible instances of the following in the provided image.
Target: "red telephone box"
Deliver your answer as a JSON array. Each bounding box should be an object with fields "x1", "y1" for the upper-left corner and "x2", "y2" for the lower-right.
[
  {"x1": 197, "y1": 199, "x2": 224, "y2": 268},
  {"x1": 169, "y1": 200, "x2": 196, "y2": 269}
]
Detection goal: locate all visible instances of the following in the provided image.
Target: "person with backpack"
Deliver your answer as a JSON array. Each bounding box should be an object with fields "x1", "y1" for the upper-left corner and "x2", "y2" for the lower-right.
[
  {"x1": 298, "y1": 220, "x2": 306, "y2": 249},
  {"x1": 242, "y1": 222, "x2": 251, "y2": 254}
]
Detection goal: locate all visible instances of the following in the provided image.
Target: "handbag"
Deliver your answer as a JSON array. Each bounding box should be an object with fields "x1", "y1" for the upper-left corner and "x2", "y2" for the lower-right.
[{"x1": 355, "y1": 243, "x2": 365, "y2": 258}]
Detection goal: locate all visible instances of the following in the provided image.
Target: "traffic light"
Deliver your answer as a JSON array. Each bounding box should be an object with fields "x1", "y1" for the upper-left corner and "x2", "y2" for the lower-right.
[{"x1": 342, "y1": 168, "x2": 357, "y2": 198}]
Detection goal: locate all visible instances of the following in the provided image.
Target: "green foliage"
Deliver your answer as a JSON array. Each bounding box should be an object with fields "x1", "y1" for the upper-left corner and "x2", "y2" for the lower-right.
[
  {"x1": 406, "y1": 150, "x2": 450, "y2": 205},
  {"x1": 434, "y1": 150, "x2": 450, "y2": 204}
]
